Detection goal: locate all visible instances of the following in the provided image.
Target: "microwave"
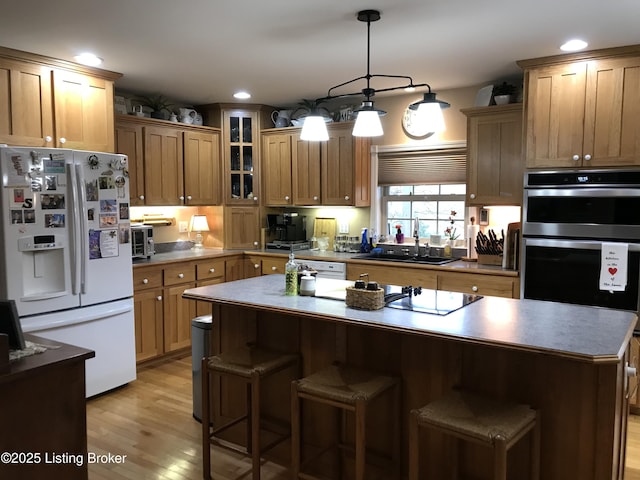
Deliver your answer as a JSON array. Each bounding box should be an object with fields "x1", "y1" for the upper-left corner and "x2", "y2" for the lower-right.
[{"x1": 131, "y1": 224, "x2": 155, "y2": 259}]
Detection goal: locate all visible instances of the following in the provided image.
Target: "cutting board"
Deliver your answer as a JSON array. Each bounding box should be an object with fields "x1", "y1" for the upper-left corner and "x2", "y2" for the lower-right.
[{"x1": 313, "y1": 218, "x2": 336, "y2": 250}]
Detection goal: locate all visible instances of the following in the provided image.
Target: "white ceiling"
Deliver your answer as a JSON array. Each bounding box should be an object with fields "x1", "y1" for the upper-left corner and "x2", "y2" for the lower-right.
[{"x1": 0, "y1": 0, "x2": 638, "y2": 108}]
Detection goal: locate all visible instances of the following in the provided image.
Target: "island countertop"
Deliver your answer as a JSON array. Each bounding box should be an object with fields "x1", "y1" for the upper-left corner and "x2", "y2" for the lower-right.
[{"x1": 183, "y1": 276, "x2": 636, "y2": 364}]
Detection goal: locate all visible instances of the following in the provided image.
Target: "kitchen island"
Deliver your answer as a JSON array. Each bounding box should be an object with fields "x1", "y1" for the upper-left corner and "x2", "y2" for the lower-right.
[{"x1": 184, "y1": 276, "x2": 637, "y2": 479}]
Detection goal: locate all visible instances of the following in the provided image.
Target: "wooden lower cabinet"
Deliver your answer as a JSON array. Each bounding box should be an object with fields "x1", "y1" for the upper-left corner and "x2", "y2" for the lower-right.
[
  {"x1": 261, "y1": 256, "x2": 286, "y2": 275},
  {"x1": 346, "y1": 263, "x2": 519, "y2": 299},
  {"x1": 631, "y1": 336, "x2": 640, "y2": 414},
  {"x1": 133, "y1": 256, "x2": 238, "y2": 363}
]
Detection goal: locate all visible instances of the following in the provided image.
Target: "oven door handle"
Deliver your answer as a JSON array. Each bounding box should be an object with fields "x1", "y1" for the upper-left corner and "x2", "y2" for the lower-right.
[
  {"x1": 523, "y1": 237, "x2": 640, "y2": 251},
  {"x1": 525, "y1": 188, "x2": 640, "y2": 198}
]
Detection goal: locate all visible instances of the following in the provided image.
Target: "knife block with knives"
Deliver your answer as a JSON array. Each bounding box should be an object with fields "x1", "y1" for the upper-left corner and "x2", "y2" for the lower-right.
[{"x1": 476, "y1": 228, "x2": 504, "y2": 265}]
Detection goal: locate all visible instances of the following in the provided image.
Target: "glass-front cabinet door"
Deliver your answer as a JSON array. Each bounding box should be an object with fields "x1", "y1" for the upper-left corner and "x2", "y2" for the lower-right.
[{"x1": 224, "y1": 110, "x2": 260, "y2": 205}]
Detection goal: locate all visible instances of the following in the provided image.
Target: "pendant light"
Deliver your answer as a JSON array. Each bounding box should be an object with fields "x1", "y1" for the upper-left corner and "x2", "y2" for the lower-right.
[{"x1": 301, "y1": 9, "x2": 449, "y2": 140}]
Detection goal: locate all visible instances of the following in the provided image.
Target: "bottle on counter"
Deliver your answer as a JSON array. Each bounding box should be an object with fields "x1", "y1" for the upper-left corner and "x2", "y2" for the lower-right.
[{"x1": 285, "y1": 248, "x2": 298, "y2": 296}]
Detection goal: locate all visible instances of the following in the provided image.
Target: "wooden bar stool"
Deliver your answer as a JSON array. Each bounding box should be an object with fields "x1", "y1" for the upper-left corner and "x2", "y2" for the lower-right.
[
  {"x1": 201, "y1": 344, "x2": 300, "y2": 480},
  {"x1": 291, "y1": 363, "x2": 401, "y2": 480},
  {"x1": 409, "y1": 389, "x2": 540, "y2": 480}
]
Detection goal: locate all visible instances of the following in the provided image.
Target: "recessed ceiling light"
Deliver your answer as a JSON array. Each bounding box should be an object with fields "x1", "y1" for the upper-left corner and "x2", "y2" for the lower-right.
[
  {"x1": 74, "y1": 52, "x2": 103, "y2": 66},
  {"x1": 233, "y1": 91, "x2": 251, "y2": 100},
  {"x1": 560, "y1": 39, "x2": 588, "y2": 52}
]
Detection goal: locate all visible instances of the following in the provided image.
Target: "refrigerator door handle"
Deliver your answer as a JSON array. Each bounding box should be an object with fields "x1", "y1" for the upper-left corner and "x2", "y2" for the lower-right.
[
  {"x1": 68, "y1": 162, "x2": 81, "y2": 295},
  {"x1": 75, "y1": 163, "x2": 89, "y2": 294}
]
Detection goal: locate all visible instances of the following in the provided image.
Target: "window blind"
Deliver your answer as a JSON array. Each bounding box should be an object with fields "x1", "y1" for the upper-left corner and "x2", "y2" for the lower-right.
[{"x1": 377, "y1": 146, "x2": 467, "y2": 186}]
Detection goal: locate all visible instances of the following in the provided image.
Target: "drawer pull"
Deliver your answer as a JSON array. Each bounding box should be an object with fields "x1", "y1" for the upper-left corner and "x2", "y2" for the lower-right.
[
  {"x1": 142, "y1": 278, "x2": 149, "y2": 284},
  {"x1": 254, "y1": 264, "x2": 260, "y2": 269},
  {"x1": 471, "y1": 285, "x2": 478, "y2": 292},
  {"x1": 178, "y1": 273, "x2": 184, "y2": 279},
  {"x1": 156, "y1": 296, "x2": 162, "y2": 301},
  {"x1": 271, "y1": 266, "x2": 277, "y2": 271},
  {"x1": 209, "y1": 268, "x2": 215, "y2": 273}
]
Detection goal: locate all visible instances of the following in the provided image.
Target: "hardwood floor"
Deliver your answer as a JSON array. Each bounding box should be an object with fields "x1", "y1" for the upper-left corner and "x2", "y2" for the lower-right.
[{"x1": 87, "y1": 355, "x2": 640, "y2": 480}]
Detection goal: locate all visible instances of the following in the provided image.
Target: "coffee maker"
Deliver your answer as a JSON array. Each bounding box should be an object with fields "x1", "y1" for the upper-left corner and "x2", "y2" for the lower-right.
[{"x1": 266, "y1": 213, "x2": 309, "y2": 250}]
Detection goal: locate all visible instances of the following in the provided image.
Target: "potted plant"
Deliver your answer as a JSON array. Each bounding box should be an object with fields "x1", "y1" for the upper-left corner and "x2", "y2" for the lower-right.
[
  {"x1": 134, "y1": 94, "x2": 174, "y2": 119},
  {"x1": 492, "y1": 82, "x2": 516, "y2": 105},
  {"x1": 291, "y1": 98, "x2": 331, "y2": 125}
]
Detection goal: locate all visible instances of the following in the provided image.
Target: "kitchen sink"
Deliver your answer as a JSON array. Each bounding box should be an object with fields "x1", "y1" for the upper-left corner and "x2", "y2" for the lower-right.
[{"x1": 351, "y1": 253, "x2": 458, "y2": 265}]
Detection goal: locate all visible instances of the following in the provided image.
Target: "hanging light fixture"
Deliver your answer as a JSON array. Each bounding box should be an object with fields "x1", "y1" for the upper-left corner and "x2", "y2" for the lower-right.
[{"x1": 301, "y1": 9, "x2": 449, "y2": 139}]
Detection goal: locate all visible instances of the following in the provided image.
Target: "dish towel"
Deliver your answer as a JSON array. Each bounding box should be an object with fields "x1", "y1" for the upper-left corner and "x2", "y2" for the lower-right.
[{"x1": 600, "y1": 243, "x2": 628, "y2": 291}]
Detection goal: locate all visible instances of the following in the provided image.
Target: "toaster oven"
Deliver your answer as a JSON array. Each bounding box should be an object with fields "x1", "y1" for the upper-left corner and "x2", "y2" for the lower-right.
[{"x1": 131, "y1": 224, "x2": 155, "y2": 259}]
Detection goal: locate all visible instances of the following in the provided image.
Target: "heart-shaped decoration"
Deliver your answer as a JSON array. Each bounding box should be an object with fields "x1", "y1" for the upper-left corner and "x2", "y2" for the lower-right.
[{"x1": 608, "y1": 267, "x2": 618, "y2": 275}]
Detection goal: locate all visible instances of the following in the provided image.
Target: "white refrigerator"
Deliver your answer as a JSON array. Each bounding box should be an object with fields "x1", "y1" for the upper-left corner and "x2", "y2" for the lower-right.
[{"x1": 0, "y1": 146, "x2": 136, "y2": 397}]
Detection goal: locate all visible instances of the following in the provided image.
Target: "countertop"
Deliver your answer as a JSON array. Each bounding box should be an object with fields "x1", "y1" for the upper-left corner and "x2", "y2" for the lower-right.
[
  {"x1": 183, "y1": 276, "x2": 636, "y2": 364},
  {"x1": 134, "y1": 247, "x2": 517, "y2": 276}
]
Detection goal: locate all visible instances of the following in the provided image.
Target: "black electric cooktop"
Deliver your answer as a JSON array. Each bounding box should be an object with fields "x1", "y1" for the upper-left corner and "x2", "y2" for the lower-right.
[{"x1": 382, "y1": 285, "x2": 483, "y2": 316}]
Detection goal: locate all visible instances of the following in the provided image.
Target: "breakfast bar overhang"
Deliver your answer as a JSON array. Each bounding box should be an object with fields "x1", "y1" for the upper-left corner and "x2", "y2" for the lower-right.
[{"x1": 183, "y1": 276, "x2": 637, "y2": 480}]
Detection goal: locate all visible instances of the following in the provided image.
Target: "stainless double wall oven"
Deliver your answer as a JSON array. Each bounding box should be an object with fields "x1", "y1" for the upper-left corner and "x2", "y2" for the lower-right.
[{"x1": 522, "y1": 169, "x2": 640, "y2": 312}]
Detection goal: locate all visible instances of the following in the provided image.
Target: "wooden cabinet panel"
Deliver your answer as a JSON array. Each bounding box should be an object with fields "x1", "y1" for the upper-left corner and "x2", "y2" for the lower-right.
[
  {"x1": 0, "y1": 58, "x2": 54, "y2": 147},
  {"x1": 163, "y1": 282, "x2": 197, "y2": 352},
  {"x1": 521, "y1": 47, "x2": 640, "y2": 168},
  {"x1": 53, "y1": 69, "x2": 115, "y2": 152},
  {"x1": 184, "y1": 130, "x2": 221, "y2": 205},
  {"x1": 463, "y1": 104, "x2": 523, "y2": 206},
  {"x1": 163, "y1": 263, "x2": 196, "y2": 286},
  {"x1": 225, "y1": 257, "x2": 246, "y2": 281},
  {"x1": 322, "y1": 124, "x2": 355, "y2": 205},
  {"x1": 133, "y1": 266, "x2": 163, "y2": 290},
  {"x1": 346, "y1": 263, "x2": 438, "y2": 289},
  {"x1": 292, "y1": 134, "x2": 321, "y2": 205},
  {"x1": 243, "y1": 257, "x2": 262, "y2": 278},
  {"x1": 196, "y1": 259, "x2": 225, "y2": 281},
  {"x1": 115, "y1": 121, "x2": 145, "y2": 205},
  {"x1": 223, "y1": 207, "x2": 260, "y2": 249},
  {"x1": 437, "y1": 271, "x2": 516, "y2": 298},
  {"x1": 143, "y1": 125, "x2": 184, "y2": 205},
  {"x1": 262, "y1": 133, "x2": 293, "y2": 206},
  {"x1": 262, "y1": 257, "x2": 286, "y2": 275},
  {"x1": 630, "y1": 337, "x2": 639, "y2": 413},
  {"x1": 133, "y1": 287, "x2": 164, "y2": 362}
]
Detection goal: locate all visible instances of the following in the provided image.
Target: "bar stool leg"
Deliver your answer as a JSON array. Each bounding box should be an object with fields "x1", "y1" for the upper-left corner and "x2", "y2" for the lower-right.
[
  {"x1": 392, "y1": 382, "x2": 401, "y2": 480},
  {"x1": 493, "y1": 435, "x2": 507, "y2": 480},
  {"x1": 246, "y1": 383, "x2": 253, "y2": 454},
  {"x1": 531, "y1": 414, "x2": 541, "y2": 480},
  {"x1": 201, "y1": 358, "x2": 211, "y2": 480},
  {"x1": 408, "y1": 410, "x2": 419, "y2": 480},
  {"x1": 251, "y1": 373, "x2": 261, "y2": 480},
  {"x1": 291, "y1": 382, "x2": 301, "y2": 479},
  {"x1": 354, "y1": 398, "x2": 366, "y2": 480}
]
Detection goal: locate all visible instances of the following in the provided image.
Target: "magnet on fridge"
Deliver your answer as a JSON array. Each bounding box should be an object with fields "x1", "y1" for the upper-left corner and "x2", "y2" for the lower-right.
[{"x1": 87, "y1": 155, "x2": 100, "y2": 169}]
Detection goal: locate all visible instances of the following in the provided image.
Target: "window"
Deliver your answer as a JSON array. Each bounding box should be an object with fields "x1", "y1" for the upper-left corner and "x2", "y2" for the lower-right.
[{"x1": 382, "y1": 184, "x2": 466, "y2": 241}]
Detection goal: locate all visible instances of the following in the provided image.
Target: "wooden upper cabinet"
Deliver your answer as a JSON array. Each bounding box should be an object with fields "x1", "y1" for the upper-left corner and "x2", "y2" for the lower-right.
[
  {"x1": 184, "y1": 130, "x2": 221, "y2": 205},
  {"x1": 143, "y1": 125, "x2": 184, "y2": 205},
  {"x1": 115, "y1": 121, "x2": 145, "y2": 205},
  {"x1": 223, "y1": 206, "x2": 260, "y2": 250},
  {"x1": 0, "y1": 47, "x2": 120, "y2": 151},
  {"x1": 0, "y1": 58, "x2": 54, "y2": 147},
  {"x1": 463, "y1": 104, "x2": 523, "y2": 206},
  {"x1": 52, "y1": 69, "x2": 115, "y2": 152},
  {"x1": 262, "y1": 132, "x2": 293, "y2": 206},
  {"x1": 292, "y1": 133, "x2": 321, "y2": 205},
  {"x1": 519, "y1": 45, "x2": 640, "y2": 168},
  {"x1": 321, "y1": 123, "x2": 371, "y2": 206}
]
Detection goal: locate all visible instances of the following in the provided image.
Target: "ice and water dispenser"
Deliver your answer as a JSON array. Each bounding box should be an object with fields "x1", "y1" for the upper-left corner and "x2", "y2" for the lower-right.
[{"x1": 17, "y1": 233, "x2": 68, "y2": 299}]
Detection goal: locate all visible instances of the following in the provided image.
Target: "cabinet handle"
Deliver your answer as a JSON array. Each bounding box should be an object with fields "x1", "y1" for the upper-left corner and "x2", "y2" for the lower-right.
[
  {"x1": 156, "y1": 296, "x2": 162, "y2": 301},
  {"x1": 187, "y1": 195, "x2": 192, "y2": 200},
  {"x1": 344, "y1": 195, "x2": 350, "y2": 201},
  {"x1": 253, "y1": 197, "x2": 259, "y2": 201},
  {"x1": 471, "y1": 285, "x2": 478, "y2": 292},
  {"x1": 178, "y1": 273, "x2": 184, "y2": 279},
  {"x1": 139, "y1": 195, "x2": 145, "y2": 200},
  {"x1": 142, "y1": 278, "x2": 149, "y2": 284},
  {"x1": 469, "y1": 193, "x2": 476, "y2": 199},
  {"x1": 254, "y1": 264, "x2": 260, "y2": 269},
  {"x1": 271, "y1": 266, "x2": 277, "y2": 271},
  {"x1": 572, "y1": 154, "x2": 580, "y2": 161},
  {"x1": 209, "y1": 268, "x2": 215, "y2": 273},
  {"x1": 59, "y1": 137, "x2": 66, "y2": 144},
  {"x1": 45, "y1": 135, "x2": 52, "y2": 143},
  {"x1": 253, "y1": 241, "x2": 259, "y2": 246},
  {"x1": 179, "y1": 196, "x2": 185, "y2": 201},
  {"x1": 285, "y1": 195, "x2": 290, "y2": 201},
  {"x1": 313, "y1": 196, "x2": 318, "y2": 201},
  {"x1": 584, "y1": 154, "x2": 592, "y2": 161}
]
